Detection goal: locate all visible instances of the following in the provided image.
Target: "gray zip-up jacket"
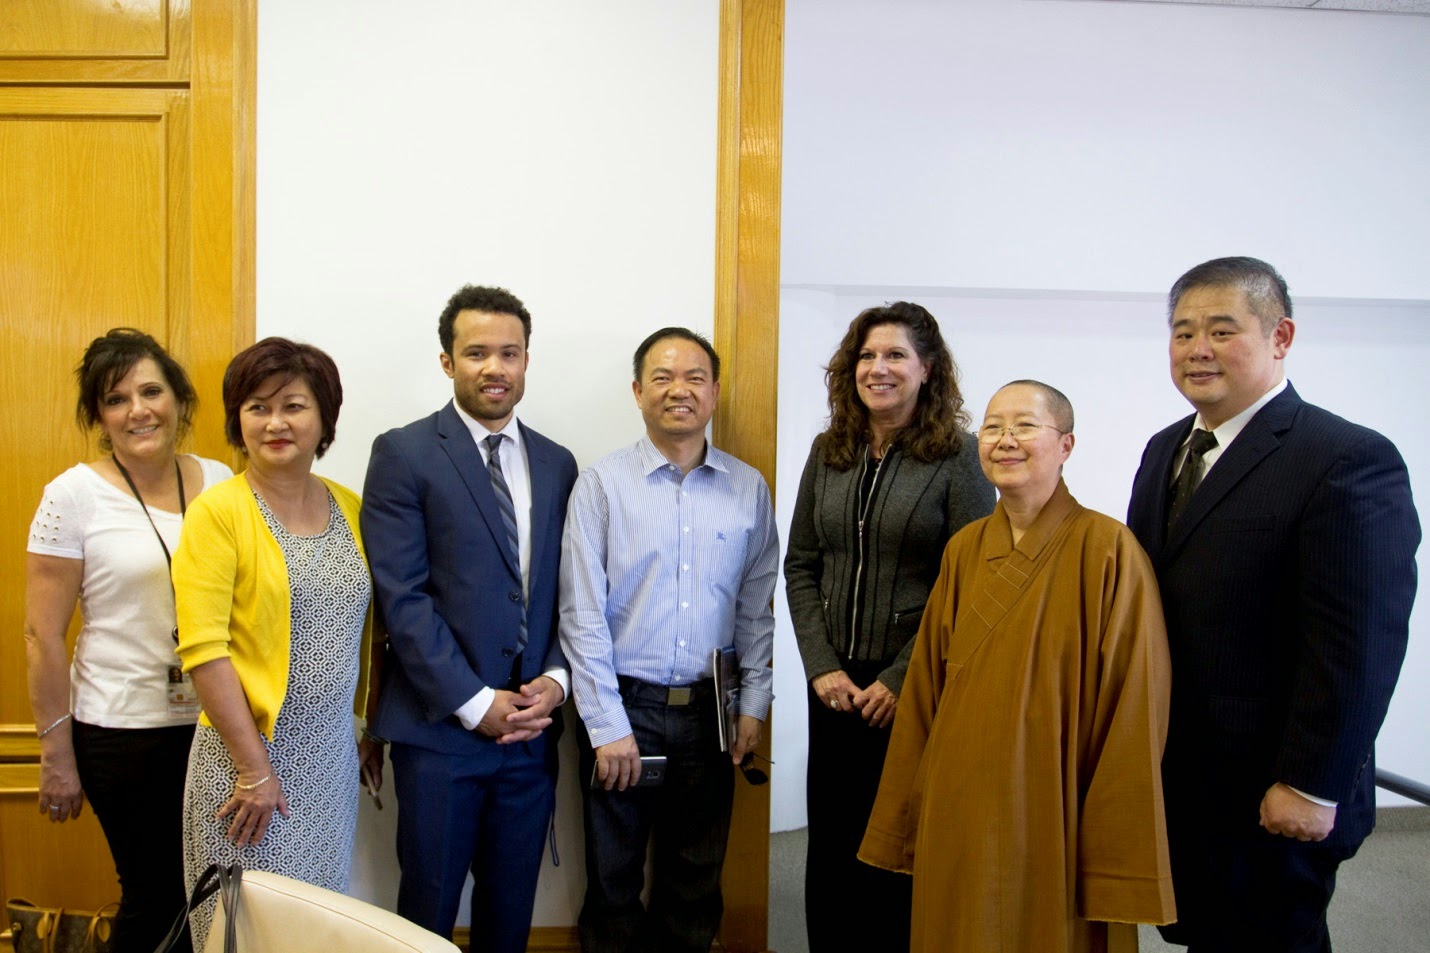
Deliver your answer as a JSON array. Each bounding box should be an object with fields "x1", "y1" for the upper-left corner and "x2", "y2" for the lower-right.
[{"x1": 784, "y1": 431, "x2": 994, "y2": 694}]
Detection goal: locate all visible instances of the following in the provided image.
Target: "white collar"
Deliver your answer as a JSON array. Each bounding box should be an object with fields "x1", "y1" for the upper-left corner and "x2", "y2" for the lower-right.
[
  {"x1": 1191, "y1": 378, "x2": 1288, "y2": 449},
  {"x1": 451, "y1": 400, "x2": 523, "y2": 453}
]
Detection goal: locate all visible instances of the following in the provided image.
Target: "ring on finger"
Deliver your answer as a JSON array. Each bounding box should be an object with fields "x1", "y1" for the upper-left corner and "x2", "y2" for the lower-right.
[{"x1": 829, "y1": 698, "x2": 838, "y2": 709}]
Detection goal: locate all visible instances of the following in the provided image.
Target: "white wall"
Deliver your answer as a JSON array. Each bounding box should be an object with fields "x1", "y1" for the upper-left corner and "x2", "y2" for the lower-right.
[
  {"x1": 783, "y1": 0, "x2": 1430, "y2": 299},
  {"x1": 772, "y1": 0, "x2": 1430, "y2": 827},
  {"x1": 257, "y1": 0, "x2": 719, "y2": 923}
]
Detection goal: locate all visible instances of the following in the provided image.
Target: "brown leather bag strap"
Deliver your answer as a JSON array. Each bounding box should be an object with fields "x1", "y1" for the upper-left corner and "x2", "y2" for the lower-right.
[
  {"x1": 84, "y1": 902, "x2": 119, "y2": 952},
  {"x1": 7, "y1": 899, "x2": 65, "y2": 953},
  {"x1": 40, "y1": 904, "x2": 60, "y2": 953}
]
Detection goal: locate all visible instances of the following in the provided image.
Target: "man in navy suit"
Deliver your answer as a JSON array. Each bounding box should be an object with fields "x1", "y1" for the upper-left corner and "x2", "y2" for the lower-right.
[
  {"x1": 1127, "y1": 257, "x2": 1419, "y2": 952},
  {"x1": 362, "y1": 285, "x2": 578, "y2": 952}
]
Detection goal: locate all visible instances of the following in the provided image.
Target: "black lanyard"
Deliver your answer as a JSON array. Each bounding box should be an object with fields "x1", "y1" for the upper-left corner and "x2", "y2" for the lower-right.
[
  {"x1": 112, "y1": 456, "x2": 186, "y2": 568},
  {"x1": 113, "y1": 457, "x2": 186, "y2": 644}
]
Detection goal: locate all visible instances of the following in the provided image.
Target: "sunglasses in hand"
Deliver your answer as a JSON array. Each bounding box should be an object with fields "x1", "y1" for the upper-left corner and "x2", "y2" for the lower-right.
[{"x1": 739, "y1": 751, "x2": 774, "y2": 786}]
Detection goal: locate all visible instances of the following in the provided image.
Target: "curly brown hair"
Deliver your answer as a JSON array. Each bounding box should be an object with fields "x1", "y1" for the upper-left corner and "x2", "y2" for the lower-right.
[
  {"x1": 820, "y1": 302, "x2": 971, "y2": 470},
  {"x1": 75, "y1": 328, "x2": 197, "y2": 453}
]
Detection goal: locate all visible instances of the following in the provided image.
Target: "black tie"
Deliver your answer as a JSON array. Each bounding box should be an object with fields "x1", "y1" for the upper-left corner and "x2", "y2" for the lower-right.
[
  {"x1": 485, "y1": 434, "x2": 528, "y2": 652},
  {"x1": 1167, "y1": 428, "x2": 1218, "y2": 531}
]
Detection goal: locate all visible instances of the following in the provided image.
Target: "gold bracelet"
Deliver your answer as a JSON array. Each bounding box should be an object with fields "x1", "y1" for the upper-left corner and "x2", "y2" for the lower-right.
[
  {"x1": 37, "y1": 713, "x2": 72, "y2": 739},
  {"x1": 234, "y1": 773, "x2": 272, "y2": 791}
]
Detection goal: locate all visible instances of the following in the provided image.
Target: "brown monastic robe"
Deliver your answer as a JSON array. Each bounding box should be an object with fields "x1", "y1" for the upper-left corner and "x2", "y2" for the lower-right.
[{"x1": 859, "y1": 481, "x2": 1176, "y2": 953}]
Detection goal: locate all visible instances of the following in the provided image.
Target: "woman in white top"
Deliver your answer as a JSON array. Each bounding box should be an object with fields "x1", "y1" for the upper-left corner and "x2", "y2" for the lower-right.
[{"x1": 24, "y1": 328, "x2": 232, "y2": 953}]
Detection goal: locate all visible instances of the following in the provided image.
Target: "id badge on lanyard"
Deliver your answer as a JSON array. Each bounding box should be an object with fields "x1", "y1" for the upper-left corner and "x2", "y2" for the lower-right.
[{"x1": 167, "y1": 664, "x2": 200, "y2": 718}]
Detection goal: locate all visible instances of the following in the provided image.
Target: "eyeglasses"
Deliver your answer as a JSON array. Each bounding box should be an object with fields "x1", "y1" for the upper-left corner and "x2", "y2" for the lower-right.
[
  {"x1": 977, "y1": 422, "x2": 1064, "y2": 444},
  {"x1": 739, "y1": 751, "x2": 773, "y2": 786}
]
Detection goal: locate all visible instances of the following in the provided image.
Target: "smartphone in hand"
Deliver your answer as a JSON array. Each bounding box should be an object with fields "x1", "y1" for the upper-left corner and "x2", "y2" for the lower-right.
[{"x1": 589, "y1": 754, "x2": 668, "y2": 789}]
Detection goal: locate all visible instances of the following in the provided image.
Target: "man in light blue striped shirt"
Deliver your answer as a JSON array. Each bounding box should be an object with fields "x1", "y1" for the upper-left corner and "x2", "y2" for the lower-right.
[{"x1": 559, "y1": 327, "x2": 778, "y2": 953}]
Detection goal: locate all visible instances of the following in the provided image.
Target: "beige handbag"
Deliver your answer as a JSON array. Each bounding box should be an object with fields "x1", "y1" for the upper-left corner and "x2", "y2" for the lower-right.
[{"x1": 202, "y1": 868, "x2": 458, "y2": 953}]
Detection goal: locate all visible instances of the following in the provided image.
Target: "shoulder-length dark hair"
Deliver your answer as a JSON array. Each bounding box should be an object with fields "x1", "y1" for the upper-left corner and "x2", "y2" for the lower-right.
[
  {"x1": 820, "y1": 302, "x2": 970, "y2": 470},
  {"x1": 222, "y1": 337, "x2": 343, "y2": 458}
]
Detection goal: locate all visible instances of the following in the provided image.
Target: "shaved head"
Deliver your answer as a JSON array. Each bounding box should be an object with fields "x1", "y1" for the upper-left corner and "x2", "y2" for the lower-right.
[{"x1": 1000, "y1": 380, "x2": 1073, "y2": 433}]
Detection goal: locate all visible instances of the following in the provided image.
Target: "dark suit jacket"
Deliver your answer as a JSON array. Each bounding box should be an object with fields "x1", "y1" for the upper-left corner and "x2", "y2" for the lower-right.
[
  {"x1": 1127, "y1": 383, "x2": 1418, "y2": 850},
  {"x1": 362, "y1": 403, "x2": 578, "y2": 758}
]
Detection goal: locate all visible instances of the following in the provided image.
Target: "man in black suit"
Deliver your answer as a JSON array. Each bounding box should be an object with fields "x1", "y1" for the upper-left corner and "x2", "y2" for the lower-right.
[{"x1": 1127, "y1": 257, "x2": 1419, "y2": 952}]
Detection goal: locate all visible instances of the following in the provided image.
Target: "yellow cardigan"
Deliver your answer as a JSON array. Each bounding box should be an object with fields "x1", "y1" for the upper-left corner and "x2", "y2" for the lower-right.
[{"x1": 172, "y1": 472, "x2": 374, "y2": 741}]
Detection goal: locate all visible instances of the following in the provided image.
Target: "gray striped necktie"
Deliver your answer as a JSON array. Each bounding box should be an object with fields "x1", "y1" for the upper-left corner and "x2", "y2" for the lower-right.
[{"x1": 485, "y1": 433, "x2": 528, "y2": 651}]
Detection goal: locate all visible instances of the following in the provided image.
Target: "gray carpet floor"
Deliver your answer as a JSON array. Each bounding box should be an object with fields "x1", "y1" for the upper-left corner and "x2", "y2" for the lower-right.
[{"x1": 768, "y1": 807, "x2": 1430, "y2": 953}]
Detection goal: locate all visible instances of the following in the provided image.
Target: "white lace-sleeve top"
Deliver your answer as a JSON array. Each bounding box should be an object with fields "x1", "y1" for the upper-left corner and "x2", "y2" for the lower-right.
[{"x1": 28, "y1": 456, "x2": 234, "y2": 727}]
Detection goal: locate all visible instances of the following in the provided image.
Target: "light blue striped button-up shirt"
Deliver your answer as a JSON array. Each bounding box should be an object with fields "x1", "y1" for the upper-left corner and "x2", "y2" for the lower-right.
[{"x1": 559, "y1": 436, "x2": 778, "y2": 748}]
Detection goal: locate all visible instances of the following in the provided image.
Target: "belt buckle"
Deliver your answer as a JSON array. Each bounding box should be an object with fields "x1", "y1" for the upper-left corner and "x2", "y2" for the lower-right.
[{"x1": 666, "y1": 686, "x2": 692, "y2": 706}]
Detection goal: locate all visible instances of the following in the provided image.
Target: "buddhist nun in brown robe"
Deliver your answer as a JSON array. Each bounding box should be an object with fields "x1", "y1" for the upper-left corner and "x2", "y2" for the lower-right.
[{"x1": 859, "y1": 380, "x2": 1176, "y2": 953}]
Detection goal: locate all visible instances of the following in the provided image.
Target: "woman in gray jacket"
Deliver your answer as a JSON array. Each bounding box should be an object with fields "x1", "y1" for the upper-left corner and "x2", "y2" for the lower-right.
[{"x1": 785, "y1": 301, "x2": 993, "y2": 952}]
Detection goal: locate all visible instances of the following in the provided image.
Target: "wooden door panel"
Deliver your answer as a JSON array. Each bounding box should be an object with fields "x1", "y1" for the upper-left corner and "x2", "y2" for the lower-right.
[
  {"x1": 0, "y1": 87, "x2": 191, "y2": 910},
  {"x1": 0, "y1": 765, "x2": 116, "y2": 909},
  {"x1": 0, "y1": 0, "x2": 190, "y2": 83}
]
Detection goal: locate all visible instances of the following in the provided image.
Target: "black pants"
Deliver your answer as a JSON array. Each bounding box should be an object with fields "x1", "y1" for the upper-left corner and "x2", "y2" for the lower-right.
[
  {"x1": 804, "y1": 661, "x2": 911, "y2": 953},
  {"x1": 577, "y1": 678, "x2": 735, "y2": 953},
  {"x1": 72, "y1": 720, "x2": 195, "y2": 953},
  {"x1": 1161, "y1": 814, "x2": 1356, "y2": 953}
]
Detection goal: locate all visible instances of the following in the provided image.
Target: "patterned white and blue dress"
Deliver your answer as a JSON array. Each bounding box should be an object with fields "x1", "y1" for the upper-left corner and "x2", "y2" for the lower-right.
[{"x1": 182, "y1": 490, "x2": 369, "y2": 947}]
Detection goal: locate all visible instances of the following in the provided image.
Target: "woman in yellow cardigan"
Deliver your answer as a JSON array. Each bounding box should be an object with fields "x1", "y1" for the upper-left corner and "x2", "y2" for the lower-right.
[{"x1": 172, "y1": 338, "x2": 383, "y2": 947}]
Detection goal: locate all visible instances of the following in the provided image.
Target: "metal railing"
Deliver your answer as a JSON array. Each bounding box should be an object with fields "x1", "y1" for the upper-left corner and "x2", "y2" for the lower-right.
[{"x1": 1376, "y1": 769, "x2": 1430, "y2": 806}]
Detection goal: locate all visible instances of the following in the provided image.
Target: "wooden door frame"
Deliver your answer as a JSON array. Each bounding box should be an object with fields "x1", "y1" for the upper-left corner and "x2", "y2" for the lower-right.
[
  {"x1": 188, "y1": 0, "x2": 258, "y2": 463},
  {"x1": 713, "y1": 1, "x2": 783, "y2": 952}
]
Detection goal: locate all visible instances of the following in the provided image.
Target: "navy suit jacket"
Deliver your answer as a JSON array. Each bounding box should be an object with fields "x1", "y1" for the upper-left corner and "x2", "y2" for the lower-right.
[
  {"x1": 362, "y1": 403, "x2": 578, "y2": 758},
  {"x1": 1127, "y1": 383, "x2": 1418, "y2": 849}
]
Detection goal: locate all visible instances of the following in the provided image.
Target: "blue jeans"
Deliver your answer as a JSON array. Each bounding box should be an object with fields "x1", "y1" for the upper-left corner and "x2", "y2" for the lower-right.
[{"x1": 577, "y1": 678, "x2": 735, "y2": 953}]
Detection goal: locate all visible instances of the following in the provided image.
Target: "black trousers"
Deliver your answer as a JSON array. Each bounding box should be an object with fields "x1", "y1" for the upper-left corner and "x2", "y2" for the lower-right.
[
  {"x1": 804, "y1": 661, "x2": 911, "y2": 953},
  {"x1": 577, "y1": 678, "x2": 735, "y2": 953},
  {"x1": 72, "y1": 720, "x2": 195, "y2": 953},
  {"x1": 1161, "y1": 818, "x2": 1356, "y2": 952}
]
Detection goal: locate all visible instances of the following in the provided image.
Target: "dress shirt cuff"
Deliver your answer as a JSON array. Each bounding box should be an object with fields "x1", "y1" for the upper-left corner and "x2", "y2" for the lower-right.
[
  {"x1": 454, "y1": 687, "x2": 496, "y2": 732},
  {"x1": 583, "y1": 706, "x2": 635, "y2": 749},
  {"x1": 542, "y1": 667, "x2": 570, "y2": 704},
  {"x1": 737, "y1": 687, "x2": 772, "y2": 722},
  {"x1": 1287, "y1": 784, "x2": 1338, "y2": 808}
]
